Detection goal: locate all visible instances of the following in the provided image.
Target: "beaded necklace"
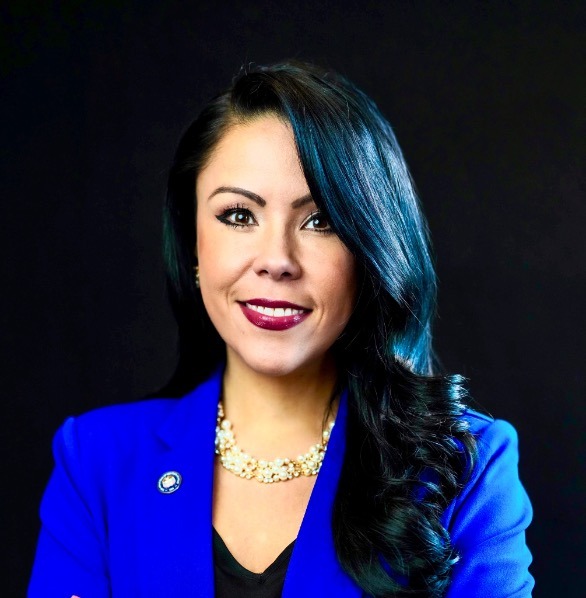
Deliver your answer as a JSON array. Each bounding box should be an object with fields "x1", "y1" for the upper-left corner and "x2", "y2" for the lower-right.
[{"x1": 214, "y1": 401, "x2": 335, "y2": 484}]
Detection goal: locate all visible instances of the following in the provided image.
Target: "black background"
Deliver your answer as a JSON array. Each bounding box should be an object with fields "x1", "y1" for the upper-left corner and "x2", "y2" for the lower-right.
[{"x1": 2, "y1": 1, "x2": 584, "y2": 595}]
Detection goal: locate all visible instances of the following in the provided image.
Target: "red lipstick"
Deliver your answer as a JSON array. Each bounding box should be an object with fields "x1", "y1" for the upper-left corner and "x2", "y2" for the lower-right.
[{"x1": 239, "y1": 298, "x2": 311, "y2": 331}]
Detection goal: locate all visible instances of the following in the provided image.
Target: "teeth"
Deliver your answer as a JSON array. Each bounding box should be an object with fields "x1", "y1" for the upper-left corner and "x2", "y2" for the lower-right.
[{"x1": 245, "y1": 303, "x2": 305, "y2": 317}]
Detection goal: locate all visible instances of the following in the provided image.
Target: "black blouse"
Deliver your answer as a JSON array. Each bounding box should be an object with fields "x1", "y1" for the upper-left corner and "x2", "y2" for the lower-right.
[{"x1": 212, "y1": 527, "x2": 295, "y2": 598}]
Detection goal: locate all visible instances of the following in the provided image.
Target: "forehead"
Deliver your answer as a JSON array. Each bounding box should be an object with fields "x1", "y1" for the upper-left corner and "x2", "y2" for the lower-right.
[{"x1": 198, "y1": 115, "x2": 305, "y2": 190}]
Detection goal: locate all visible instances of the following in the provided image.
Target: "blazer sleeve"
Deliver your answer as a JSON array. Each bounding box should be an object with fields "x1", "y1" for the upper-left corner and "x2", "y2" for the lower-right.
[
  {"x1": 445, "y1": 418, "x2": 534, "y2": 597},
  {"x1": 28, "y1": 417, "x2": 110, "y2": 598}
]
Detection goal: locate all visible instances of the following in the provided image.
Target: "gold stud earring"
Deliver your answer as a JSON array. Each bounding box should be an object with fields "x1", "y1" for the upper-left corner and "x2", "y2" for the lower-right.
[{"x1": 194, "y1": 265, "x2": 200, "y2": 289}]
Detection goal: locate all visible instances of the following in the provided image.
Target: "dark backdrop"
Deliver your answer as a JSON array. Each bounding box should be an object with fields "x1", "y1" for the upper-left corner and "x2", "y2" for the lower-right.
[{"x1": 2, "y1": 1, "x2": 584, "y2": 595}]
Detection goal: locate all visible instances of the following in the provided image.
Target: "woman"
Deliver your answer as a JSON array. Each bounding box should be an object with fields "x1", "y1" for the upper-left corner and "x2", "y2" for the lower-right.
[{"x1": 29, "y1": 62, "x2": 533, "y2": 597}]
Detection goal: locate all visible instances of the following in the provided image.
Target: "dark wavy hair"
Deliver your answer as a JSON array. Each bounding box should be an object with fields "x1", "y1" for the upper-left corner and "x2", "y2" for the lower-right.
[{"x1": 161, "y1": 61, "x2": 477, "y2": 597}]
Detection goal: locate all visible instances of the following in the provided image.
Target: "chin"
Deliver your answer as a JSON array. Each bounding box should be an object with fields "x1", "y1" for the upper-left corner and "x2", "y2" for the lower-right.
[
  {"x1": 246, "y1": 358, "x2": 304, "y2": 378},
  {"x1": 232, "y1": 348, "x2": 319, "y2": 379}
]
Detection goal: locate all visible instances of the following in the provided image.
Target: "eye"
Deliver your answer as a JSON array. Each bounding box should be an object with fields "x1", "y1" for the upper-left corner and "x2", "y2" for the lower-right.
[
  {"x1": 216, "y1": 205, "x2": 257, "y2": 228},
  {"x1": 303, "y1": 211, "x2": 332, "y2": 233}
]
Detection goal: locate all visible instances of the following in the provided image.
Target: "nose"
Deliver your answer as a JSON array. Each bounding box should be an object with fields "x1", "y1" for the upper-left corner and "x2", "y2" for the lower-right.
[{"x1": 252, "y1": 226, "x2": 302, "y2": 281}]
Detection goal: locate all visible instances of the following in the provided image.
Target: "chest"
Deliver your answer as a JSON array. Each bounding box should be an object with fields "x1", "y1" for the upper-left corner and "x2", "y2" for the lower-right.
[{"x1": 212, "y1": 459, "x2": 317, "y2": 573}]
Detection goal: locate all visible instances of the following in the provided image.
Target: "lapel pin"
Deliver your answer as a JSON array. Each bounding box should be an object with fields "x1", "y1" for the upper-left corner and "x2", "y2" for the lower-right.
[{"x1": 157, "y1": 470, "x2": 182, "y2": 494}]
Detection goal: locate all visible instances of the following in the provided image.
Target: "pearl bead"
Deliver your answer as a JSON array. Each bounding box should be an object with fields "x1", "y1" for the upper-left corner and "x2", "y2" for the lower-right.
[{"x1": 215, "y1": 400, "x2": 334, "y2": 484}]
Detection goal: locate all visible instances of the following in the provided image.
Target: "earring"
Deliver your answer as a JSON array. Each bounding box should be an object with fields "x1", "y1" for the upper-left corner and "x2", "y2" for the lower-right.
[{"x1": 194, "y1": 265, "x2": 200, "y2": 289}]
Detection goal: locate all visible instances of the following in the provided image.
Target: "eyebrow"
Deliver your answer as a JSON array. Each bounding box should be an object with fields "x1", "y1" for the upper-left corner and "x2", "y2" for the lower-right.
[{"x1": 208, "y1": 186, "x2": 314, "y2": 209}]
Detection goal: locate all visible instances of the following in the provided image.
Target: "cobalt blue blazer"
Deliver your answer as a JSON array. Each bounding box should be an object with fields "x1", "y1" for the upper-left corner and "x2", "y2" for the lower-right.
[{"x1": 29, "y1": 368, "x2": 534, "y2": 597}]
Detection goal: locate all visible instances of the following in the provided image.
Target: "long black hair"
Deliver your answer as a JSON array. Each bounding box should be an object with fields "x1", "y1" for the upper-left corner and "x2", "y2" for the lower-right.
[{"x1": 161, "y1": 61, "x2": 476, "y2": 596}]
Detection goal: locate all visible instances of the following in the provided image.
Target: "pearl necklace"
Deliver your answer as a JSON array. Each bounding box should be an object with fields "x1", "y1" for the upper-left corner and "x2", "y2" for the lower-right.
[{"x1": 214, "y1": 401, "x2": 335, "y2": 483}]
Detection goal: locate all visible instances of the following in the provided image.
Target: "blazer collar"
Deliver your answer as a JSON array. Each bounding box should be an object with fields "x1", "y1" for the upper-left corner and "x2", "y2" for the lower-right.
[
  {"x1": 153, "y1": 367, "x2": 363, "y2": 597},
  {"x1": 282, "y1": 381, "x2": 363, "y2": 597},
  {"x1": 139, "y1": 369, "x2": 221, "y2": 596}
]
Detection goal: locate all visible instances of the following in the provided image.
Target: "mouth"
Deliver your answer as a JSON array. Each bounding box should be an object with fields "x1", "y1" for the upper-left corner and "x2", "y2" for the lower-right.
[{"x1": 238, "y1": 299, "x2": 311, "y2": 331}]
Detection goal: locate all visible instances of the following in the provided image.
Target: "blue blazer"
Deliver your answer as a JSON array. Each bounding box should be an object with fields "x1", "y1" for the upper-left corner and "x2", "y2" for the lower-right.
[{"x1": 29, "y1": 368, "x2": 534, "y2": 597}]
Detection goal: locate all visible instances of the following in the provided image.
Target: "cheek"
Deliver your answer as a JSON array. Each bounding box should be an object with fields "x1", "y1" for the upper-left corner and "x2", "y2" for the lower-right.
[
  {"x1": 196, "y1": 211, "x2": 228, "y2": 276},
  {"x1": 196, "y1": 217, "x2": 225, "y2": 296},
  {"x1": 321, "y1": 251, "x2": 357, "y2": 316},
  {"x1": 196, "y1": 217, "x2": 251, "y2": 301}
]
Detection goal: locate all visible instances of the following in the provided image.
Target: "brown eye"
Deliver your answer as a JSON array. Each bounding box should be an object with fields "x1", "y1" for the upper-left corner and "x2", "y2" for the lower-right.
[
  {"x1": 231, "y1": 211, "x2": 252, "y2": 225},
  {"x1": 216, "y1": 206, "x2": 257, "y2": 228},
  {"x1": 304, "y1": 212, "x2": 331, "y2": 232}
]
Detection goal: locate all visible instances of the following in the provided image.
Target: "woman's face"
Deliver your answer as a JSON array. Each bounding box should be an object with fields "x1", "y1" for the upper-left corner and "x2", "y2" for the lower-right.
[{"x1": 195, "y1": 115, "x2": 357, "y2": 378}]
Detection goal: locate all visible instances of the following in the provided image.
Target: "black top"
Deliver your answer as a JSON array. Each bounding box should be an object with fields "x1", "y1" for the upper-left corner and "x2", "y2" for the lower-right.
[{"x1": 213, "y1": 527, "x2": 295, "y2": 598}]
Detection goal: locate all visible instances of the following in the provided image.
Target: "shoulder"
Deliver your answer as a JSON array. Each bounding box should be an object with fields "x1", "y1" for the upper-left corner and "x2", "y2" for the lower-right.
[
  {"x1": 51, "y1": 399, "x2": 181, "y2": 480},
  {"x1": 454, "y1": 408, "x2": 525, "y2": 510},
  {"x1": 52, "y1": 368, "x2": 222, "y2": 472},
  {"x1": 443, "y1": 410, "x2": 534, "y2": 594},
  {"x1": 444, "y1": 408, "x2": 529, "y2": 532},
  {"x1": 66, "y1": 397, "x2": 179, "y2": 439},
  {"x1": 460, "y1": 408, "x2": 521, "y2": 468},
  {"x1": 57, "y1": 369, "x2": 223, "y2": 455},
  {"x1": 58, "y1": 398, "x2": 178, "y2": 447},
  {"x1": 441, "y1": 410, "x2": 535, "y2": 594}
]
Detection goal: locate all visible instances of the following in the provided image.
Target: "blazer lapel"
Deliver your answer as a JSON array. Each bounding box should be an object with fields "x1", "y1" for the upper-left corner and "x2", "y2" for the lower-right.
[
  {"x1": 283, "y1": 391, "x2": 364, "y2": 598},
  {"x1": 140, "y1": 368, "x2": 222, "y2": 596},
  {"x1": 142, "y1": 369, "x2": 362, "y2": 597}
]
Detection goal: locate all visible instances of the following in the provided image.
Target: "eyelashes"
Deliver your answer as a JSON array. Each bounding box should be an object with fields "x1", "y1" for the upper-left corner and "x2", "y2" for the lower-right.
[
  {"x1": 303, "y1": 210, "x2": 331, "y2": 233},
  {"x1": 215, "y1": 204, "x2": 255, "y2": 228},
  {"x1": 215, "y1": 204, "x2": 333, "y2": 234}
]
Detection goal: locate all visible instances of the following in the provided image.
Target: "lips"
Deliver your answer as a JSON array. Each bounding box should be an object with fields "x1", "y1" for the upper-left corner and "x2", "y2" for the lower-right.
[{"x1": 239, "y1": 298, "x2": 311, "y2": 331}]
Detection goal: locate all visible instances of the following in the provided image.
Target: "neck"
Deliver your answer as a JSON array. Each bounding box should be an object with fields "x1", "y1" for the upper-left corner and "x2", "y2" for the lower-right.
[{"x1": 221, "y1": 350, "x2": 339, "y2": 458}]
